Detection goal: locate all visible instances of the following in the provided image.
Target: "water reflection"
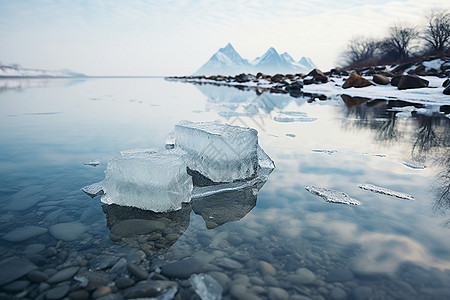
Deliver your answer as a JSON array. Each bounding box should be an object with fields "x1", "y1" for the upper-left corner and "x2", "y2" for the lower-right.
[
  {"x1": 102, "y1": 203, "x2": 191, "y2": 251},
  {"x1": 341, "y1": 96, "x2": 450, "y2": 226},
  {"x1": 0, "y1": 78, "x2": 85, "y2": 93}
]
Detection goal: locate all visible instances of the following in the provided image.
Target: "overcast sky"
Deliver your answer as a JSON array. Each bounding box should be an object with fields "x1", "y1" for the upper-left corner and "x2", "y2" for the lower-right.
[{"x1": 0, "y1": 0, "x2": 448, "y2": 76}]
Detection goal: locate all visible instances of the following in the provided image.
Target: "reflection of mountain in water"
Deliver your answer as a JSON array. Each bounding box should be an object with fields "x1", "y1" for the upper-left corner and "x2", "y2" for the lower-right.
[
  {"x1": 196, "y1": 84, "x2": 305, "y2": 118},
  {"x1": 340, "y1": 95, "x2": 450, "y2": 225},
  {"x1": 0, "y1": 78, "x2": 85, "y2": 93}
]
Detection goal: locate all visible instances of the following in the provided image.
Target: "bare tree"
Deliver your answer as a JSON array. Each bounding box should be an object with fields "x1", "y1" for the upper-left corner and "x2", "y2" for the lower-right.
[
  {"x1": 343, "y1": 36, "x2": 380, "y2": 66},
  {"x1": 383, "y1": 23, "x2": 420, "y2": 60},
  {"x1": 423, "y1": 8, "x2": 450, "y2": 53}
]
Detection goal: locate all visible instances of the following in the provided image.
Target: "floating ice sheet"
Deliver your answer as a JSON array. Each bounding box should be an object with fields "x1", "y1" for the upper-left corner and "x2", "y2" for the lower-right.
[
  {"x1": 81, "y1": 181, "x2": 104, "y2": 198},
  {"x1": 359, "y1": 184, "x2": 414, "y2": 200},
  {"x1": 312, "y1": 149, "x2": 338, "y2": 155},
  {"x1": 274, "y1": 116, "x2": 317, "y2": 123},
  {"x1": 305, "y1": 185, "x2": 361, "y2": 205},
  {"x1": 403, "y1": 161, "x2": 426, "y2": 169},
  {"x1": 175, "y1": 120, "x2": 259, "y2": 183},
  {"x1": 82, "y1": 159, "x2": 100, "y2": 167}
]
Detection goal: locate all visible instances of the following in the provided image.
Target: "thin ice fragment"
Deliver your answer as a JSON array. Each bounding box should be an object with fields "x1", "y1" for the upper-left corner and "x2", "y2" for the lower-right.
[
  {"x1": 189, "y1": 273, "x2": 222, "y2": 300},
  {"x1": 81, "y1": 181, "x2": 104, "y2": 198},
  {"x1": 83, "y1": 159, "x2": 100, "y2": 167},
  {"x1": 359, "y1": 184, "x2": 414, "y2": 200},
  {"x1": 305, "y1": 186, "x2": 361, "y2": 205},
  {"x1": 403, "y1": 161, "x2": 426, "y2": 169}
]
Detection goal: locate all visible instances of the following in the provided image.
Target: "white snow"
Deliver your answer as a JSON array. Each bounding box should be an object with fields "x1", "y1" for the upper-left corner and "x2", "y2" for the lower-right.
[
  {"x1": 403, "y1": 161, "x2": 426, "y2": 169},
  {"x1": 305, "y1": 185, "x2": 361, "y2": 205},
  {"x1": 120, "y1": 148, "x2": 157, "y2": 156},
  {"x1": 359, "y1": 184, "x2": 414, "y2": 200},
  {"x1": 101, "y1": 149, "x2": 193, "y2": 212},
  {"x1": 175, "y1": 120, "x2": 259, "y2": 183},
  {"x1": 422, "y1": 59, "x2": 444, "y2": 71},
  {"x1": 303, "y1": 76, "x2": 449, "y2": 105}
]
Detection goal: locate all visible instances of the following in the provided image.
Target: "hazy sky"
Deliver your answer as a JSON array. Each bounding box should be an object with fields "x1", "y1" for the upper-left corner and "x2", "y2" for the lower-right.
[{"x1": 0, "y1": 0, "x2": 448, "y2": 76}]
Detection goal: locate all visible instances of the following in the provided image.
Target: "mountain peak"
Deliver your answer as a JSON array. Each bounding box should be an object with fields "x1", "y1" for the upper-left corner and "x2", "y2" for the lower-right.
[{"x1": 194, "y1": 44, "x2": 316, "y2": 76}]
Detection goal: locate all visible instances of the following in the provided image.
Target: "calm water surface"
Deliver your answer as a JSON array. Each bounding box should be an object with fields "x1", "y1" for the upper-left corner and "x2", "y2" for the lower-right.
[{"x1": 0, "y1": 78, "x2": 449, "y2": 299}]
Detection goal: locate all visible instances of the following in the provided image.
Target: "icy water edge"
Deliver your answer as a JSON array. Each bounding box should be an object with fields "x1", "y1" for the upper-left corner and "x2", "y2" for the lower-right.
[{"x1": 0, "y1": 77, "x2": 449, "y2": 299}]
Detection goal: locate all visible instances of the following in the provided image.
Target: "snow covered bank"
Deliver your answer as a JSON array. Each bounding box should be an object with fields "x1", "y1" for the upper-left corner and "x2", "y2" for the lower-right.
[{"x1": 0, "y1": 65, "x2": 83, "y2": 78}]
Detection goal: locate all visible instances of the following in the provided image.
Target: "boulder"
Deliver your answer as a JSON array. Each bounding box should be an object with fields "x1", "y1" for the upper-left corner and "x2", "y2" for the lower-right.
[
  {"x1": 444, "y1": 85, "x2": 450, "y2": 95},
  {"x1": 341, "y1": 95, "x2": 371, "y2": 108},
  {"x1": 380, "y1": 70, "x2": 395, "y2": 77},
  {"x1": 342, "y1": 73, "x2": 374, "y2": 89},
  {"x1": 442, "y1": 79, "x2": 449, "y2": 87},
  {"x1": 407, "y1": 65, "x2": 425, "y2": 75},
  {"x1": 271, "y1": 74, "x2": 285, "y2": 83},
  {"x1": 390, "y1": 75, "x2": 403, "y2": 86},
  {"x1": 307, "y1": 69, "x2": 328, "y2": 83},
  {"x1": 372, "y1": 74, "x2": 390, "y2": 85},
  {"x1": 397, "y1": 75, "x2": 429, "y2": 90},
  {"x1": 392, "y1": 62, "x2": 413, "y2": 74}
]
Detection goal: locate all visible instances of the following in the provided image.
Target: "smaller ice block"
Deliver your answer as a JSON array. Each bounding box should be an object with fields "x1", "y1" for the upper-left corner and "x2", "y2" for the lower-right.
[{"x1": 101, "y1": 149, "x2": 193, "y2": 212}]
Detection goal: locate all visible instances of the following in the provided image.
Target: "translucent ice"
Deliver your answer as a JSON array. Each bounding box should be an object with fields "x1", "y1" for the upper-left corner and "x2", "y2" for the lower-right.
[
  {"x1": 403, "y1": 161, "x2": 426, "y2": 169},
  {"x1": 175, "y1": 120, "x2": 259, "y2": 183},
  {"x1": 101, "y1": 149, "x2": 193, "y2": 212},
  {"x1": 305, "y1": 186, "x2": 361, "y2": 205},
  {"x1": 359, "y1": 184, "x2": 414, "y2": 200},
  {"x1": 189, "y1": 273, "x2": 223, "y2": 300},
  {"x1": 81, "y1": 181, "x2": 104, "y2": 198},
  {"x1": 120, "y1": 148, "x2": 157, "y2": 156},
  {"x1": 82, "y1": 159, "x2": 100, "y2": 167}
]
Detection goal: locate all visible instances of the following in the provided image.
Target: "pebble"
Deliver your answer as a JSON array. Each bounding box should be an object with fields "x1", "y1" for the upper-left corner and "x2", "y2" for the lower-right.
[
  {"x1": 46, "y1": 247, "x2": 57, "y2": 257},
  {"x1": 325, "y1": 269, "x2": 353, "y2": 282},
  {"x1": 49, "y1": 222, "x2": 87, "y2": 241},
  {"x1": 92, "y1": 286, "x2": 112, "y2": 298},
  {"x1": 286, "y1": 268, "x2": 315, "y2": 285},
  {"x1": 230, "y1": 284, "x2": 262, "y2": 300},
  {"x1": 259, "y1": 261, "x2": 276, "y2": 276},
  {"x1": 217, "y1": 257, "x2": 243, "y2": 270},
  {"x1": 115, "y1": 277, "x2": 135, "y2": 289},
  {"x1": 0, "y1": 256, "x2": 37, "y2": 285},
  {"x1": 2, "y1": 226, "x2": 48, "y2": 242},
  {"x1": 351, "y1": 286, "x2": 372, "y2": 300},
  {"x1": 90, "y1": 255, "x2": 119, "y2": 271},
  {"x1": 27, "y1": 270, "x2": 49, "y2": 282},
  {"x1": 1, "y1": 280, "x2": 30, "y2": 292},
  {"x1": 263, "y1": 275, "x2": 279, "y2": 287},
  {"x1": 329, "y1": 287, "x2": 347, "y2": 300},
  {"x1": 47, "y1": 266, "x2": 80, "y2": 284},
  {"x1": 6, "y1": 194, "x2": 46, "y2": 211},
  {"x1": 38, "y1": 282, "x2": 51, "y2": 294},
  {"x1": 123, "y1": 280, "x2": 177, "y2": 298},
  {"x1": 250, "y1": 276, "x2": 265, "y2": 286},
  {"x1": 126, "y1": 263, "x2": 148, "y2": 280},
  {"x1": 110, "y1": 219, "x2": 165, "y2": 237},
  {"x1": 46, "y1": 284, "x2": 70, "y2": 300},
  {"x1": 24, "y1": 243, "x2": 46, "y2": 255},
  {"x1": 161, "y1": 258, "x2": 204, "y2": 279},
  {"x1": 207, "y1": 271, "x2": 230, "y2": 289},
  {"x1": 268, "y1": 287, "x2": 289, "y2": 300},
  {"x1": 68, "y1": 290, "x2": 90, "y2": 300}
]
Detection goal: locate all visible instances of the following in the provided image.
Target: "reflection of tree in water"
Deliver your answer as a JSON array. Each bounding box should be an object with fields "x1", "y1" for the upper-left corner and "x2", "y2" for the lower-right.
[
  {"x1": 340, "y1": 95, "x2": 405, "y2": 145},
  {"x1": 340, "y1": 95, "x2": 450, "y2": 226}
]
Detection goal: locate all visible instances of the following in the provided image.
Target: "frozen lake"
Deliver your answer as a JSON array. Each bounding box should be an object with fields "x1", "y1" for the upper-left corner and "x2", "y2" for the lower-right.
[{"x1": 0, "y1": 77, "x2": 449, "y2": 299}]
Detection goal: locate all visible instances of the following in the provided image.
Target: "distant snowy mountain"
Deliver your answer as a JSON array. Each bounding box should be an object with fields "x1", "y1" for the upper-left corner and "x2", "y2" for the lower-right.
[
  {"x1": 0, "y1": 65, "x2": 84, "y2": 78},
  {"x1": 194, "y1": 43, "x2": 251, "y2": 76},
  {"x1": 194, "y1": 43, "x2": 316, "y2": 76}
]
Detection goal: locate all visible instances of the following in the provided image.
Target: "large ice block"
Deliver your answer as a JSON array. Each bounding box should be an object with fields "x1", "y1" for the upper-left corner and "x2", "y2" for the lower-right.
[
  {"x1": 175, "y1": 120, "x2": 259, "y2": 183},
  {"x1": 101, "y1": 150, "x2": 193, "y2": 212}
]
